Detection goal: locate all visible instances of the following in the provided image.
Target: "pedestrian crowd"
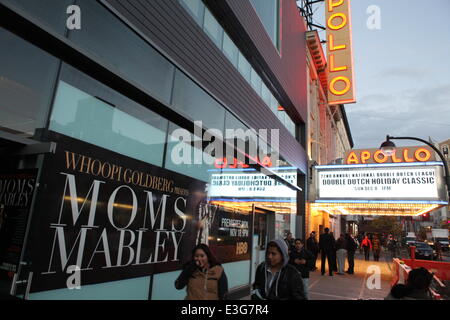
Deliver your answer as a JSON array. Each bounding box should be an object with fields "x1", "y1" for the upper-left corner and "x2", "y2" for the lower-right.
[{"x1": 173, "y1": 231, "x2": 433, "y2": 300}]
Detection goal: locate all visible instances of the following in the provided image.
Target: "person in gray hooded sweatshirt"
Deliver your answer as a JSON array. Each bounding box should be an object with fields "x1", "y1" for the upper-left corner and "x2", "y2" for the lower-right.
[{"x1": 252, "y1": 239, "x2": 306, "y2": 300}]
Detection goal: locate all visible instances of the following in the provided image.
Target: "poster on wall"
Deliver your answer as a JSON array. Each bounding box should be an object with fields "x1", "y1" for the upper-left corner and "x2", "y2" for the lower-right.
[
  {"x1": 0, "y1": 170, "x2": 37, "y2": 273},
  {"x1": 28, "y1": 132, "x2": 212, "y2": 293},
  {"x1": 196, "y1": 203, "x2": 252, "y2": 263}
]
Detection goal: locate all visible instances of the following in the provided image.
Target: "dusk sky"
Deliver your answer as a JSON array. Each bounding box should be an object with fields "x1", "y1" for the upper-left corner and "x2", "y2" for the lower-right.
[{"x1": 303, "y1": 0, "x2": 450, "y2": 148}]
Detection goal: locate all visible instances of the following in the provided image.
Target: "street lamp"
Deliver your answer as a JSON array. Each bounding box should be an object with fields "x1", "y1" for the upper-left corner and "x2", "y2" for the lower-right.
[{"x1": 380, "y1": 135, "x2": 450, "y2": 198}]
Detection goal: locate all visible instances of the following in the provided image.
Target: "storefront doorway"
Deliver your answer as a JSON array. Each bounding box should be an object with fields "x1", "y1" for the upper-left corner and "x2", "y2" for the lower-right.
[{"x1": 250, "y1": 206, "x2": 275, "y2": 285}]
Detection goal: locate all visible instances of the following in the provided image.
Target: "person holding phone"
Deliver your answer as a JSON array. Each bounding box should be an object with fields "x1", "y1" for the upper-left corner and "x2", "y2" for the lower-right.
[{"x1": 175, "y1": 243, "x2": 228, "y2": 300}]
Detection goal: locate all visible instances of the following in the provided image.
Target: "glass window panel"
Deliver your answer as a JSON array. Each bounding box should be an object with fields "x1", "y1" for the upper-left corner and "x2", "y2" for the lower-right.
[
  {"x1": 225, "y1": 112, "x2": 248, "y2": 131},
  {"x1": 178, "y1": 0, "x2": 205, "y2": 25},
  {"x1": 249, "y1": 0, "x2": 279, "y2": 48},
  {"x1": 1, "y1": 0, "x2": 72, "y2": 35},
  {"x1": 164, "y1": 122, "x2": 215, "y2": 183},
  {"x1": 203, "y1": 7, "x2": 223, "y2": 48},
  {"x1": 172, "y1": 70, "x2": 225, "y2": 131},
  {"x1": 49, "y1": 72, "x2": 168, "y2": 167},
  {"x1": 261, "y1": 82, "x2": 271, "y2": 107},
  {"x1": 0, "y1": 27, "x2": 59, "y2": 137},
  {"x1": 277, "y1": 109, "x2": 286, "y2": 125},
  {"x1": 270, "y1": 94, "x2": 279, "y2": 115},
  {"x1": 68, "y1": 0, "x2": 175, "y2": 104},
  {"x1": 237, "y1": 52, "x2": 251, "y2": 82},
  {"x1": 250, "y1": 68, "x2": 262, "y2": 96},
  {"x1": 222, "y1": 33, "x2": 238, "y2": 67},
  {"x1": 286, "y1": 116, "x2": 296, "y2": 138}
]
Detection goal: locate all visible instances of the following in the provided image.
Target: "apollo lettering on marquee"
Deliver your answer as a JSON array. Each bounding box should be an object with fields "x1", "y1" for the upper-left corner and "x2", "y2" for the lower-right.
[
  {"x1": 345, "y1": 147, "x2": 435, "y2": 165},
  {"x1": 326, "y1": 0, "x2": 356, "y2": 104}
]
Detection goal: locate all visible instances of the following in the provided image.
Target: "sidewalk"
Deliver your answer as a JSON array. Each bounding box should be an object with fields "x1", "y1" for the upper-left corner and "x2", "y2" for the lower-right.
[
  {"x1": 241, "y1": 250, "x2": 395, "y2": 300},
  {"x1": 308, "y1": 251, "x2": 393, "y2": 300}
]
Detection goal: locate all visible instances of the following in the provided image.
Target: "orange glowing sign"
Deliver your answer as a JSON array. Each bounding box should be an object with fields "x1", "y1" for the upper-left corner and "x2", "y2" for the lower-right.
[
  {"x1": 344, "y1": 147, "x2": 436, "y2": 165},
  {"x1": 326, "y1": 0, "x2": 356, "y2": 104},
  {"x1": 214, "y1": 156, "x2": 273, "y2": 169}
]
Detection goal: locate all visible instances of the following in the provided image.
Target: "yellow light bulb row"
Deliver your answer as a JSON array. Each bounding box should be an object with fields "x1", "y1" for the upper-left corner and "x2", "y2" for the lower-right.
[{"x1": 311, "y1": 202, "x2": 444, "y2": 217}]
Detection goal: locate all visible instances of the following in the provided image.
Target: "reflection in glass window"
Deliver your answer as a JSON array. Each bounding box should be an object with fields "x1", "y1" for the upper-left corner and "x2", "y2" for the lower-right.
[
  {"x1": 164, "y1": 122, "x2": 215, "y2": 182},
  {"x1": 277, "y1": 109, "x2": 286, "y2": 126},
  {"x1": 261, "y1": 83, "x2": 271, "y2": 107},
  {"x1": 172, "y1": 70, "x2": 225, "y2": 131},
  {"x1": 286, "y1": 117, "x2": 296, "y2": 138},
  {"x1": 1, "y1": 0, "x2": 73, "y2": 35},
  {"x1": 222, "y1": 33, "x2": 239, "y2": 67},
  {"x1": 0, "y1": 27, "x2": 59, "y2": 137},
  {"x1": 178, "y1": 0, "x2": 205, "y2": 25},
  {"x1": 225, "y1": 112, "x2": 248, "y2": 131},
  {"x1": 270, "y1": 94, "x2": 279, "y2": 114},
  {"x1": 68, "y1": 0, "x2": 175, "y2": 104},
  {"x1": 250, "y1": 68, "x2": 262, "y2": 96},
  {"x1": 203, "y1": 7, "x2": 223, "y2": 48},
  {"x1": 49, "y1": 80, "x2": 168, "y2": 167},
  {"x1": 237, "y1": 52, "x2": 251, "y2": 82},
  {"x1": 249, "y1": 0, "x2": 279, "y2": 49}
]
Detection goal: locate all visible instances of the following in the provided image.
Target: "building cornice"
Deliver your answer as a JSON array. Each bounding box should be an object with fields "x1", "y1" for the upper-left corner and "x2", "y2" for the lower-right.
[{"x1": 306, "y1": 30, "x2": 328, "y2": 95}]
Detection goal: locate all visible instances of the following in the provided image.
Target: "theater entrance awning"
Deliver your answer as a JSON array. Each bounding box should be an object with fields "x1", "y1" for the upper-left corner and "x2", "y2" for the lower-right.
[
  {"x1": 312, "y1": 200, "x2": 446, "y2": 216},
  {"x1": 314, "y1": 162, "x2": 449, "y2": 217}
]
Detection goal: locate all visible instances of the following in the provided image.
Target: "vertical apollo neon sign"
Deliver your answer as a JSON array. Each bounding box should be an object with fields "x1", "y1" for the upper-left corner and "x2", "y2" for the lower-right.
[{"x1": 326, "y1": 0, "x2": 356, "y2": 104}]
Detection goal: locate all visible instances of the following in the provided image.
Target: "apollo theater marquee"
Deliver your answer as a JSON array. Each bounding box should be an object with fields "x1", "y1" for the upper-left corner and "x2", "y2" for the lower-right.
[{"x1": 312, "y1": 146, "x2": 448, "y2": 217}]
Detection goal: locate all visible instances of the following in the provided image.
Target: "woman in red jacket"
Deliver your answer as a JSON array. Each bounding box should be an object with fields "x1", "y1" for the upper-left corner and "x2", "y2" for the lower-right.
[{"x1": 361, "y1": 236, "x2": 372, "y2": 261}]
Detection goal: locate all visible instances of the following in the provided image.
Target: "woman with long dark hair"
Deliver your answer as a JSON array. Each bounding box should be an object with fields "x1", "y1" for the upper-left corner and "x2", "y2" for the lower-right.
[{"x1": 175, "y1": 244, "x2": 228, "y2": 300}]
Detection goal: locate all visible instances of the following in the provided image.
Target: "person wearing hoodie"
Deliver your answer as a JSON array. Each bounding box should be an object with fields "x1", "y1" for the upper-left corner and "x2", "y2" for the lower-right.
[{"x1": 252, "y1": 239, "x2": 305, "y2": 300}]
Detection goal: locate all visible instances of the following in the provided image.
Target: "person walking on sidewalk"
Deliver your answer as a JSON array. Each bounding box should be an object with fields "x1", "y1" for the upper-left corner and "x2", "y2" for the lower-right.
[
  {"x1": 289, "y1": 238, "x2": 314, "y2": 299},
  {"x1": 372, "y1": 235, "x2": 382, "y2": 261},
  {"x1": 345, "y1": 234, "x2": 357, "y2": 274},
  {"x1": 252, "y1": 239, "x2": 305, "y2": 300},
  {"x1": 175, "y1": 243, "x2": 228, "y2": 300},
  {"x1": 306, "y1": 231, "x2": 319, "y2": 271},
  {"x1": 361, "y1": 235, "x2": 372, "y2": 261},
  {"x1": 335, "y1": 234, "x2": 347, "y2": 275},
  {"x1": 319, "y1": 228, "x2": 336, "y2": 276}
]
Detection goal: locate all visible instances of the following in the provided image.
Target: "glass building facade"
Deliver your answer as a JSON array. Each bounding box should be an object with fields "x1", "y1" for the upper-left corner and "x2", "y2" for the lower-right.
[{"x1": 0, "y1": 0, "x2": 307, "y2": 300}]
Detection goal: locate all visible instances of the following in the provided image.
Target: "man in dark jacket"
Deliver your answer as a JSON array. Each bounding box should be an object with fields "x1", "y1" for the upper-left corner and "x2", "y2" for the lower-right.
[
  {"x1": 252, "y1": 239, "x2": 305, "y2": 300},
  {"x1": 319, "y1": 228, "x2": 335, "y2": 276},
  {"x1": 289, "y1": 239, "x2": 314, "y2": 299},
  {"x1": 306, "y1": 232, "x2": 319, "y2": 271},
  {"x1": 345, "y1": 233, "x2": 357, "y2": 275}
]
